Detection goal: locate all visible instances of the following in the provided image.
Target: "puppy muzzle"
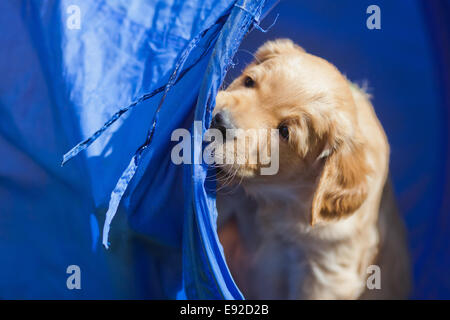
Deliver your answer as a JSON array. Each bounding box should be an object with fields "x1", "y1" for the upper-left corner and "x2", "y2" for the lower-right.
[{"x1": 210, "y1": 110, "x2": 235, "y2": 139}]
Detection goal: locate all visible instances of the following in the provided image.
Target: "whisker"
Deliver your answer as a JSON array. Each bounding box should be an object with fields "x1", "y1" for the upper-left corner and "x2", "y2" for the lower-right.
[{"x1": 237, "y1": 49, "x2": 261, "y2": 64}]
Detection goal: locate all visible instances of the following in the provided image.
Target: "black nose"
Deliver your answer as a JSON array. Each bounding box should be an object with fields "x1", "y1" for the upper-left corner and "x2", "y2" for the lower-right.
[{"x1": 210, "y1": 111, "x2": 234, "y2": 139}]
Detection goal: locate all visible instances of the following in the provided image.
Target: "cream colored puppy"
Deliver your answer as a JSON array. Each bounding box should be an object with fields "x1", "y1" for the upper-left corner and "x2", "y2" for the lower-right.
[{"x1": 213, "y1": 39, "x2": 411, "y2": 299}]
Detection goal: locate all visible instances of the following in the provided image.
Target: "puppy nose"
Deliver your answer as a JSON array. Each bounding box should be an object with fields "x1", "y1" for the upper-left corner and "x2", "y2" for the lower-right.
[{"x1": 210, "y1": 111, "x2": 234, "y2": 139}]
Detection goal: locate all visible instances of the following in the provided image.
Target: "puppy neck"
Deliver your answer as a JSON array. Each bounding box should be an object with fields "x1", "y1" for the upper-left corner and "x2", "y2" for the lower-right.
[{"x1": 242, "y1": 175, "x2": 317, "y2": 210}]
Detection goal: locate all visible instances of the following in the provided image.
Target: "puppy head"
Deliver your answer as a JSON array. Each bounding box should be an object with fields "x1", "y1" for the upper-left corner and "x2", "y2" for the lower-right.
[{"x1": 212, "y1": 39, "x2": 370, "y2": 223}]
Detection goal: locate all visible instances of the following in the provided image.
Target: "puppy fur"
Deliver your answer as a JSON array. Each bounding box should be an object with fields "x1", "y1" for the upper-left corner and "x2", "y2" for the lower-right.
[{"x1": 215, "y1": 39, "x2": 411, "y2": 299}]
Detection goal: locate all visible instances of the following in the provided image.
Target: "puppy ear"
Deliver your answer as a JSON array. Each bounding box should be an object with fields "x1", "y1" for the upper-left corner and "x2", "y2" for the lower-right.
[
  {"x1": 311, "y1": 141, "x2": 370, "y2": 225},
  {"x1": 255, "y1": 39, "x2": 305, "y2": 63}
]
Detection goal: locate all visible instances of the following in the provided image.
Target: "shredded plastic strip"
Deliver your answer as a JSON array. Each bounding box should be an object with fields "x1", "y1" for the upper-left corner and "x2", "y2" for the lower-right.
[
  {"x1": 186, "y1": 0, "x2": 267, "y2": 300},
  {"x1": 100, "y1": 13, "x2": 229, "y2": 249},
  {"x1": 61, "y1": 30, "x2": 221, "y2": 167}
]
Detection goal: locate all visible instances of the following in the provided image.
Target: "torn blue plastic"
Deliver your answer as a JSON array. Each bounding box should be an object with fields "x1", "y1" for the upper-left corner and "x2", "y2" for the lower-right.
[
  {"x1": 185, "y1": 0, "x2": 267, "y2": 300},
  {"x1": 60, "y1": 0, "x2": 270, "y2": 298},
  {"x1": 0, "y1": 0, "x2": 275, "y2": 299},
  {"x1": 98, "y1": 13, "x2": 230, "y2": 249},
  {"x1": 61, "y1": 14, "x2": 227, "y2": 167},
  {"x1": 62, "y1": 1, "x2": 273, "y2": 256}
]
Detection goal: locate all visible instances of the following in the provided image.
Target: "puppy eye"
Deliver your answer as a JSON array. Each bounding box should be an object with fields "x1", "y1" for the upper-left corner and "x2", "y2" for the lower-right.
[
  {"x1": 244, "y1": 76, "x2": 255, "y2": 88},
  {"x1": 278, "y1": 124, "x2": 289, "y2": 140}
]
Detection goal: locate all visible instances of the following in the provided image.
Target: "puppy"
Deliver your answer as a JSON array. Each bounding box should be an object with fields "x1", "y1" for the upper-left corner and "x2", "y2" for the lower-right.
[{"x1": 212, "y1": 39, "x2": 411, "y2": 299}]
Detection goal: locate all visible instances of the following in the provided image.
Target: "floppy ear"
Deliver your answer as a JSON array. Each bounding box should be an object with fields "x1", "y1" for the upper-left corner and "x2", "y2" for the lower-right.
[
  {"x1": 311, "y1": 141, "x2": 370, "y2": 225},
  {"x1": 255, "y1": 39, "x2": 305, "y2": 63}
]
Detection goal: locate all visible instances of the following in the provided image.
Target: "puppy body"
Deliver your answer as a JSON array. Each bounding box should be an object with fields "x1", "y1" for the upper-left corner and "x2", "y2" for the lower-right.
[{"x1": 215, "y1": 40, "x2": 410, "y2": 299}]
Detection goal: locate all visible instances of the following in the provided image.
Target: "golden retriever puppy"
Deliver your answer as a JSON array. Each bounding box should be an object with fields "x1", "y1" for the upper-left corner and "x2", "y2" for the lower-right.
[{"x1": 213, "y1": 39, "x2": 411, "y2": 299}]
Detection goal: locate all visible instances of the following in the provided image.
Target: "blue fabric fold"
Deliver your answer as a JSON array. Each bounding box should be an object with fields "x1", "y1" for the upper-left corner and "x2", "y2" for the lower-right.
[
  {"x1": 1, "y1": 0, "x2": 271, "y2": 299},
  {"x1": 185, "y1": 0, "x2": 267, "y2": 300}
]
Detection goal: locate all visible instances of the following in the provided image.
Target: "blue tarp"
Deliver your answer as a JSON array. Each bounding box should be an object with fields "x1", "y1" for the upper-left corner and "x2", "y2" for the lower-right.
[
  {"x1": 0, "y1": 0, "x2": 277, "y2": 299},
  {"x1": 0, "y1": 0, "x2": 449, "y2": 299}
]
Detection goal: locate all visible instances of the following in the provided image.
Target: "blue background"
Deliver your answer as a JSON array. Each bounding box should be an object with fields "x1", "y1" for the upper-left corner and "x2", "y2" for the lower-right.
[{"x1": 228, "y1": 0, "x2": 450, "y2": 299}]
